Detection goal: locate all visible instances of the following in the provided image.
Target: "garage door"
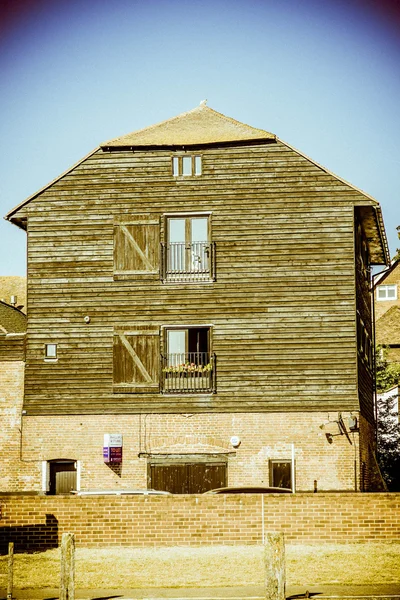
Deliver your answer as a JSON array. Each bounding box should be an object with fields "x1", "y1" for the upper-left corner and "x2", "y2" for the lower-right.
[{"x1": 150, "y1": 461, "x2": 226, "y2": 494}]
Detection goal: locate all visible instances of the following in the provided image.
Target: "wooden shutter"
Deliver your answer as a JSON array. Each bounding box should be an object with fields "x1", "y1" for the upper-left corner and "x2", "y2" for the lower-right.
[
  {"x1": 114, "y1": 216, "x2": 159, "y2": 277},
  {"x1": 113, "y1": 325, "x2": 160, "y2": 394}
]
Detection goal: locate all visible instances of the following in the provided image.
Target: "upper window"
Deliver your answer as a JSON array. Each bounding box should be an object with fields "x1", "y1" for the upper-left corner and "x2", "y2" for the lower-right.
[
  {"x1": 377, "y1": 284, "x2": 397, "y2": 301},
  {"x1": 172, "y1": 155, "x2": 202, "y2": 177},
  {"x1": 162, "y1": 214, "x2": 215, "y2": 282}
]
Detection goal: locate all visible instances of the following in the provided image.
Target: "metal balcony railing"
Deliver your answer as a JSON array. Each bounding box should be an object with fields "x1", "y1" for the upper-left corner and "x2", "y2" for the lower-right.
[
  {"x1": 161, "y1": 352, "x2": 216, "y2": 394},
  {"x1": 161, "y1": 242, "x2": 215, "y2": 282}
]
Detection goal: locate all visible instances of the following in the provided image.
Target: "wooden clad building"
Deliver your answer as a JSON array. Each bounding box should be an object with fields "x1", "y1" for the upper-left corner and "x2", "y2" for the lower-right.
[{"x1": 5, "y1": 104, "x2": 390, "y2": 494}]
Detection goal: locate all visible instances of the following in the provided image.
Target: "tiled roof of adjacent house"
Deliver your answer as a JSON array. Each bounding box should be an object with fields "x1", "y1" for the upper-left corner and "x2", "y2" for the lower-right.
[
  {"x1": 0, "y1": 276, "x2": 27, "y2": 312},
  {"x1": 102, "y1": 104, "x2": 276, "y2": 147},
  {"x1": 376, "y1": 306, "x2": 400, "y2": 346},
  {"x1": 0, "y1": 301, "x2": 27, "y2": 334}
]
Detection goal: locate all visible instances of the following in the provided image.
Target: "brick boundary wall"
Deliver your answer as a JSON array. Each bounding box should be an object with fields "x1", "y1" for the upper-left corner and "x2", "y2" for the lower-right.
[{"x1": 0, "y1": 493, "x2": 399, "y2": 553}]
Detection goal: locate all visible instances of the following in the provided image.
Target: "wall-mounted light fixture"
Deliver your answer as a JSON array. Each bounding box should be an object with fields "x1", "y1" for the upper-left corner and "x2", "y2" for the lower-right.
[
  {"x1": 321, "y1": 413, "x2": 352, "y2": 445},
  {"x1": 230, "y1": 436, "x2": 241, "y2": 448}
]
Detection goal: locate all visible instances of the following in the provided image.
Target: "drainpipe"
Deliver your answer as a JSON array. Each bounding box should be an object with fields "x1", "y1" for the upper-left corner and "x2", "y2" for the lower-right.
[{"x1": 371, "y1": 274, "x2": 378, "y2": 447}]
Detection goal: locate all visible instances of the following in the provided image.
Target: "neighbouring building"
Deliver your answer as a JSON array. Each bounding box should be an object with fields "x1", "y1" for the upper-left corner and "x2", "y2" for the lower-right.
[
  {"x1": 374, "y1": 259, "x2": 400, "y2": 365},
  {"x1": 374, "y1": 259, "x2": 400, "y2": 433},
  {"x1": 0, "y1": 300, "x2": 34, "y2": 491},
  {"x1": 5, "y1": 103, "x2": 390, "y2": 494}
]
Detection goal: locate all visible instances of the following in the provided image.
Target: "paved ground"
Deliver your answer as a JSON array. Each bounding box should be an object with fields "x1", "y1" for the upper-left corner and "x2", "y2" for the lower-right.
[{"x1": 1, "y1": 584, "x2": 400, "y2": 600}]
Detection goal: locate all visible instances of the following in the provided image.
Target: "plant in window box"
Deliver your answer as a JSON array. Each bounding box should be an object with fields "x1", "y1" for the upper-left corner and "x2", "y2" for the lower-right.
[{"x1": 163, "y1": 362, "x2": 212, "y2": 377}]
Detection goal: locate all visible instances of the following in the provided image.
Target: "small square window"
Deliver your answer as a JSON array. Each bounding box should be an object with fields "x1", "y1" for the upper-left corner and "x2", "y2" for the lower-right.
[
  {"x1": 45, "y1": 344, "x2": 57, "y2": 359},
  {"x1": 377, "y1": 284, "x2": 397, "y2": 301}
]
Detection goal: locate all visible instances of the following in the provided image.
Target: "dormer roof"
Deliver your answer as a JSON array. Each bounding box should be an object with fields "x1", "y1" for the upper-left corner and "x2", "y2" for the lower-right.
[{"x1": 101, "y1": 104, "x2": 276, "y2": 148}]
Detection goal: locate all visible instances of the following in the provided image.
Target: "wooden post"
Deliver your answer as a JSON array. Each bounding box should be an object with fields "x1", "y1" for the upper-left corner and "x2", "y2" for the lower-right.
[
  {"x1": 60, "y1": 533, "x2": 75, "y2": 600},
  {"x1": 7, "y1": 542, "x2": 14, "y2": 600},
  {"x1": 264, "y1": 533, "x2": 285, "y2": 600}
]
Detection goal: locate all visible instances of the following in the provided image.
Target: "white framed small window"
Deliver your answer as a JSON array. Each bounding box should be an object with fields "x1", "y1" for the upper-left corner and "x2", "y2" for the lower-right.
[
  {"x1": 172, "y1": 155, "x2": 202, "y2": 177},
  {"x1": 377, "y1": 284, "x2": 397, "y2": 301},
  {"x1": 44, "y1": 343, "x2": 57, "y2": 360}
]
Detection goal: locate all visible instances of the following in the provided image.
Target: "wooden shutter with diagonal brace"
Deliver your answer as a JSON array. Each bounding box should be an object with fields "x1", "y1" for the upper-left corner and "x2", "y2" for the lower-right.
[
  {"x1": 113, "y1": 325, "x2": 160, "y2": 394},
  {"x1": 113, "y1": 216, "x2": 159, "y2": 277}
]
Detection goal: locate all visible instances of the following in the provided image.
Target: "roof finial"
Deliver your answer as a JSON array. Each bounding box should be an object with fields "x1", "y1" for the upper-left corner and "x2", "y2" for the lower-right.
[{"x1": 199, "y1": 99, "x2": 208, "y2": 106}]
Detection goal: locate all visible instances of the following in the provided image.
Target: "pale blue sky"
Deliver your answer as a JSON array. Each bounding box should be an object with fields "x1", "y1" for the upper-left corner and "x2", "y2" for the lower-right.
[{"x1": 1, "y1": 0, "x2": 399, "y2": 275}]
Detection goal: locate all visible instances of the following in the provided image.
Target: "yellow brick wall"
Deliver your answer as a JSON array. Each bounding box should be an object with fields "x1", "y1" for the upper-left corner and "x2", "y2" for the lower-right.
[
  {"x1": 0, "y1": 361, "x2": 40, "y2": 491},
  {"x1": 16, "y1": 410, "x2": 378, "y2": 493}
]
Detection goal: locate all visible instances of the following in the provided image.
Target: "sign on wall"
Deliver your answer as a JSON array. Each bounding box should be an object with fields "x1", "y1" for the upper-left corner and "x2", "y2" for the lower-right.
[{"x1": 103, "y1": 434, "x2": 123, "y2": 463}]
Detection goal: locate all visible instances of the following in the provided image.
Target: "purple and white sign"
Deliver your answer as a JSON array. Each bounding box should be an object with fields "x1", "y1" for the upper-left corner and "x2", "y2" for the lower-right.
[{"x1": 103, "y1": 433, "x2": 123, "y2": 463}]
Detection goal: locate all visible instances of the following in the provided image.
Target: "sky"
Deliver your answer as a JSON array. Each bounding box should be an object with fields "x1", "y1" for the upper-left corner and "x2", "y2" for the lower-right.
[{"x1": 1, "y1": 0, "x2": 399, "y2": 276}]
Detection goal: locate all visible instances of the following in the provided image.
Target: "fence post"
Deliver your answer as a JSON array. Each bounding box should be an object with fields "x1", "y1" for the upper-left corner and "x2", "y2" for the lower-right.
[
  {"x1": 264, "y1": 533, "x2": 285, "y2": 600},
  {"x1": 60, "y1": 532, "x2": 75, "y2": 600},
  {"x1": 7, "y1": 542, "x2": 14, "y2": 600}
]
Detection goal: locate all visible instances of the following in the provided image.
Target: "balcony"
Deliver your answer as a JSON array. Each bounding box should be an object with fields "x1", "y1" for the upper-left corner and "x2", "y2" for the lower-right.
[
  {"x1": 161, "y1": 242, "x2": 215, "y2": 282},
  {"x1": 161, "y1": 352, "x2": 216, "y2": 394}
]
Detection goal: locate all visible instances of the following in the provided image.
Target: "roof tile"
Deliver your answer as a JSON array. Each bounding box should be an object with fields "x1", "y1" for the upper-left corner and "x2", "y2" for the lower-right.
[{"x1": 103, "y1": 104, "x2": 275, "y2": 147}]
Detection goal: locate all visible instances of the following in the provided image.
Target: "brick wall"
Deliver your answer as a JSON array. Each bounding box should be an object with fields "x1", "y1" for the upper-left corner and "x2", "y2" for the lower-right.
[
  {"x1": 18, "y1": 411, "x2": 373, "y2": 493},
  {"x1": 0, "y1": 360, "x2": 39, "y2": 491},
  {"x1": 0, "y1": 492, "x2": 399, "y2": 553}
]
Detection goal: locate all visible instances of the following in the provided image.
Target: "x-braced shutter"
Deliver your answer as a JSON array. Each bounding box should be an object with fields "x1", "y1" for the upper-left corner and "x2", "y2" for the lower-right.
[
  {"x1": 113, "y1": 325, "x2": 160, "y2": 394},
  {"x1": 114, "y1": 216, "x2": 159, "y2": 276}
]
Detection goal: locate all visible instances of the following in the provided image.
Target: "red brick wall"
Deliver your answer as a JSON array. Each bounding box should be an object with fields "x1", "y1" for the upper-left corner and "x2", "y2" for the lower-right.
[
  {"x1": 18, "y1": 411, "x2": 375, "y2": 493},
  {"x1": 0, "y1": 493, "x2": 399, "y2": 552}
]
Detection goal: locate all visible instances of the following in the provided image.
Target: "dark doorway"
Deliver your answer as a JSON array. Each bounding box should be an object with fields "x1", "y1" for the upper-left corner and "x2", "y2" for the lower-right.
[
  {"x1": 49, "y1": 460, "x2": 77, "y2": 495},
  {"x1": 149, "y1": 458, "x2": 226, "y2": 494}
]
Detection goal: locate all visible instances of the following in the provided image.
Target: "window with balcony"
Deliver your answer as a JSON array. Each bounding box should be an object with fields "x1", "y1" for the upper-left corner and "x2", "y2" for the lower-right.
[
  {"x1": 377, "y1": 284, "x2": 397, "y2": 301},
  {"x1": 161, "y1": 326, "x2": 215, "y2": 394},
  {"x1": 161, "y1": 214, "x2": 215, "y2": 282}
]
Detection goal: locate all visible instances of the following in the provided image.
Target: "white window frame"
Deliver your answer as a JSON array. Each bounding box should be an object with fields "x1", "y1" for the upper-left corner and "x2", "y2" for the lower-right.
[
  {"x1": 44, "y1": 343, "x2": 58, "y2": 362},
  {"x1": 172, "y1": 155, "x2": 202, "y2": 177},
  {"x1": 377, "y1": 284, "x2": 397, "y2": 301}
]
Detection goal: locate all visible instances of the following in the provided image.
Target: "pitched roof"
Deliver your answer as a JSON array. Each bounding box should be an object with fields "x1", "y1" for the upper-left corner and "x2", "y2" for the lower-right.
[
  {"x1": 376, "y1": 306, "x2": 400, "y2": 345},
  {"x1": 373, "y1": 258, "x2": 400, "y2": 287},
  {"x1": 0, "y1": 301, "x2": 27, "y2": 334},
  {"x1": 102, "y1": 104, "x2": 275, "y2": 148},
  {"x1": 3, "y1": 104, "x2": 390, "y2": 266}
]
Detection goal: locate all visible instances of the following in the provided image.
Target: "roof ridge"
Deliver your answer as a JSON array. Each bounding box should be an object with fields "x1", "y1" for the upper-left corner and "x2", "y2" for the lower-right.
[{"x1": 105, "y1": 105, "x2": 204, "y2": 145}]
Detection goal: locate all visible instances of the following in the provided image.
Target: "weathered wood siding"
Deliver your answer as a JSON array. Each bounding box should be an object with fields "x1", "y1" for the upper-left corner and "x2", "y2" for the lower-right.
[{"x1": 22, "y1": 141, "x2": 372, "y2": 415}]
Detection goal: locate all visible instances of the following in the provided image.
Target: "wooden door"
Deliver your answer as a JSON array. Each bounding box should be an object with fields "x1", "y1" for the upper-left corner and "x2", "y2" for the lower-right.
[
  {"x1": 49, "y1": 461, "x2": 76, "y2": 495},
  {"x1": 150, "y1": 462, "x2": 226, "y2": 494}
]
